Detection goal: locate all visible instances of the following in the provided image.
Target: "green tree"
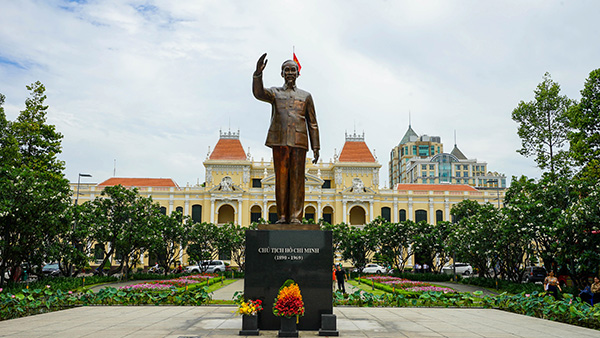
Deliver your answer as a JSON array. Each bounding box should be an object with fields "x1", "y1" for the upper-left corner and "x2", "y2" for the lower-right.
[
  {"x1": 148, "y1": 211, "x2": 192, "y2": 275},
  {"x1": 337, "y1": 222, "x2": 379, "y2": 271},
  {"x1": 48, "y1": 203, "x2": 95, "y2": 277},
  {"x1": 412, "y1": 221, "x2": 454, "y2": 273},
  {"x1": 375, "y1": 220, "x2": 415, "y2": 273},
  {"x1": 568, "y1": 68, "x2": 600, "y2": 179},
  {"x1": 502, "y1": 175, "x2": 571, "y2": 271},
  {"x1": 216, "y1": 222, "x2": 253, "y2": 271},
  {"x1": 85, "y1": 185, "x2": 159, "y2": 276},
  {"x1": 187, "y1": 222, "x2": 218, "y2": 269},
  {"x1": 0, "y1": 82, "x2": 71, "y2": 285},
  {"x1": 450, "y1": 201, "x2": 501, "y2": 278},
  {"x1": 512, "y1": 72, "x2": 574, "y2": 176},
  {"x1": 552, "y1": 178, "x2": 600, "y2": 288}
]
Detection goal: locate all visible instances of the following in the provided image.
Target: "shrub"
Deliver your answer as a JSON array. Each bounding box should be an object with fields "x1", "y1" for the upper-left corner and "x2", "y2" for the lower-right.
[
  {"x1": 0, "y1": 285, "x2": 211, "y2": 321},
  {"x1": 483, "y1": 292, "x2": 600, "y2": 329}
]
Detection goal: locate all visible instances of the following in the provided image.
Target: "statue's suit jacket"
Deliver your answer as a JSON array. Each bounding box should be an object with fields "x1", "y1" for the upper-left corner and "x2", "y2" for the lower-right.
[{"x1": 253, "y1": 75, "x2": 320, "y2": 151}]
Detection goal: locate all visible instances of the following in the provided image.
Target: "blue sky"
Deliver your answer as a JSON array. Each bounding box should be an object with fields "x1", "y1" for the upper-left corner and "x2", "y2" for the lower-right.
[{"x1": 1, "y1": 0, "x2": 599, "y2": 187}]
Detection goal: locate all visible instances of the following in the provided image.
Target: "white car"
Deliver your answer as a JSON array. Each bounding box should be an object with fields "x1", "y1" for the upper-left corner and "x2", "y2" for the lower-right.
[
  {"x1": 362, "y1": 263, "x2": 387, "y2": 274},
  {"x1": 442, "y1": 263, "x2": 473, "y2": 275},
  {"x1": 186, "y1": 260, "x2": 228, "y2": 273}
]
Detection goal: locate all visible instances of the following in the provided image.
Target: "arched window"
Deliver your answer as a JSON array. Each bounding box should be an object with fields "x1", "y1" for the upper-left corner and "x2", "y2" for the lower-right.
[
  {"x1": 305, "y1": 206, "x2": 316, "y2": 222},
  {"x1": 381, "y1": 207, "x2": 391, "y2": 222},
  {"x1": 191, "y1": 204, "x2": 202, "y2": 223},
  {"x1": 322, "y1": 206, "x2": 334, "y2": 225},
  {"x1": 175, "y1": 206, "x2": 183, "y2": 222},
  {"x1": 415, "y1": 209, "x2": 427, "y2": 223},
  {"x1": 159, "y1": 206, "x2": 167, "y2": 215},
  {"x1": 268, "y1": 205, "x2": 278, "y2": 224},
  {"x1": 250, "y1": 205, "x2": 262, "y2": 223},
  {"x1": 349, "y1": 206, "x2": 366, "y2": 226},
  {"x1": 217, "y1": 204, "x2": 235, "y2": 224},
  {"x1": 399, "y1": 209, "x2": 407, "y2": 222},
  {"x1": 436, "y1": 210, "x2": 443, "y2": 223}
]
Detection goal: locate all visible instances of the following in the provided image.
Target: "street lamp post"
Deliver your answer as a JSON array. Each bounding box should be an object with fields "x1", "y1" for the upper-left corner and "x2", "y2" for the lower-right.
[
  {"x1": 487, "y1": 179, "x2": 501, "y2": 208},
  {"x1": 75, "y1": 173, "x2": 92, "y2": 206},
  {"x1": 72, "y1": 173, "x2": 91, "y2": 277}
]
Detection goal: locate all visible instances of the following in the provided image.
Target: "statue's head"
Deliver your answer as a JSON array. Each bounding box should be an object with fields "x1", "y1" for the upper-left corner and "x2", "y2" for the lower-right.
[{"x1": 281, "y1": 60, "x2": 299, "y2": 83}]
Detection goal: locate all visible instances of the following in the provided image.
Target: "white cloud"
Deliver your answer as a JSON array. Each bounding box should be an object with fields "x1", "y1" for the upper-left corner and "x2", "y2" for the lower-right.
[{"x1": 1, "y1": 0, "x2": 596, "y2": 186}]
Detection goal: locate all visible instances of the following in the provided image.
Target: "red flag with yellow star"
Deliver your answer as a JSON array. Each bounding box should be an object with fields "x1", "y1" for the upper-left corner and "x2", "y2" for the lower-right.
[{"x1": 293, "y1": 52, "x2": 301, "y2": 75}]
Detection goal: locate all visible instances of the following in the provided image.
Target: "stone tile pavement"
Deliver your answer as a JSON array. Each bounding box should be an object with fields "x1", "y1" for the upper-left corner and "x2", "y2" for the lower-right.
[{"x1": 1, "y1": 305, "x2": 600, "y2": 338}]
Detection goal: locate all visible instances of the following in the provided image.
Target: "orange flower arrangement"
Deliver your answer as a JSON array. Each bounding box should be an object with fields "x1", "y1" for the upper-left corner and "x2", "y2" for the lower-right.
[{"x1": 272, "y1": 279, "x2": 305, "y2": 319}]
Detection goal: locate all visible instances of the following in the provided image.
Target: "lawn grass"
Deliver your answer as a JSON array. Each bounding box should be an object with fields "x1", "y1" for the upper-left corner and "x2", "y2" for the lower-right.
[
  {"x1": 347, "y1": 279, "x2": 387, "y2": 296},
  {"x1": 206, "y1": 278, "x2": 237, "y2": 293}
]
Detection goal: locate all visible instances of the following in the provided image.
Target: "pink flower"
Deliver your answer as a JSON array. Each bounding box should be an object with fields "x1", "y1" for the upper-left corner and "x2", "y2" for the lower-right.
[
  {"x1": 525, "y1": 294, "x2": 530, "y2": 297},
  {"x1": 46, "y1": 285, "x2": 50, "y2": 289},
  {"x1": 68, "y1": 291, "x2": 73, "y2": 294},
  {"x1": 11, "y1": 295, "x2": 15, "y2": 298},
  {"x1": 0, "y1": 288, "x2": 3, "y2": 292}
]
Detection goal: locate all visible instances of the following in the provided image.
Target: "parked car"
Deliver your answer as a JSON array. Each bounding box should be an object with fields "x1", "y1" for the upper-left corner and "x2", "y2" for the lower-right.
[
  {"x1": 42, "y1": 263, "x2": 61, "y2": 277},
  {"x1": 522, "y1": 266, "x2": 546, "y2": 283},
  {"x1": 186, "y1": 260, "x2": 229, "y2": 273},
  {"x1": 442, "y1": 263, "x2": 473, "y2": 275},
  {"x1": 362, "y1": 263, "x2": 387, "y2": 274}
]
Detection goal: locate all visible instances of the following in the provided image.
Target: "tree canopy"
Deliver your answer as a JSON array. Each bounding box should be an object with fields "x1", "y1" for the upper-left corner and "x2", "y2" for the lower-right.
[{"x1": 512, "y1": 72, "x2": 573, "y2": 176}]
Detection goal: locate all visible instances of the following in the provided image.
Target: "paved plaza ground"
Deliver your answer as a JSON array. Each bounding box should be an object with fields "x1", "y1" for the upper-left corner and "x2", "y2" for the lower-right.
[
  {"x1": 2, "y1": 305, "x2": 600, "y2": 337},
  {"x1": 2, "y1": 279, "x2": 599, "y2": 337}
]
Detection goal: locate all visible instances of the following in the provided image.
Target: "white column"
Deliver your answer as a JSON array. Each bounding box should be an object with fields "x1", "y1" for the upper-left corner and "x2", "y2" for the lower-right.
[
  {"x1": 169, "y1": 198, "x2": 174, "y2": 214},
  {"x1": 317, "y1": 201, "x2": 322, "y2": 220},
  {"x1": 343, "y1": 202, "x2": 347, "y2": 223},
  {"x1": 428, "y1": 198, "x2": 434, "y2": 224},
  {"x1": 445, "y1": 199, "x2": 450, "y2": 222},
  {"x1": 238, "y1": 199, "x2": 243, "y2": 225},
  {"x1": 369, "y1": 202, "x2": 374, "y2": 222},
  {"x1": 263, "y1": 199, "x2": 268, "y2": 220},
  {"x1": 393, "y1": 200, "x2": 398, "y2": 223},
  {"x1": 408, "y1": 199, "x2": 414, "y2": 221},
  {"x1": 184, "y1": 198, "x2": 190, "y2": 216},
  {"x1": 140, "y1": 252, "x2": 144, "y2": 266},
  {"x1": 210, "y1": 199, "x2": 215, "y2": 224}
]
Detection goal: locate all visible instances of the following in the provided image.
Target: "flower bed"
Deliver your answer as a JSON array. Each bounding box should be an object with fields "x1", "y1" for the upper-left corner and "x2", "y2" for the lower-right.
[
  {"x1": 119, "y1": 274, "x2": 216, "y2": 291},
  {"x1": 360, "y1": 276, "x2": 455, "y2": 294}
]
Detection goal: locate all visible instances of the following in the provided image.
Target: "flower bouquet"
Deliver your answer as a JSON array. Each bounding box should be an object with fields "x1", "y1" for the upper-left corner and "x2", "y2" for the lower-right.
[
  {"x1": 272, "y1": 279, "x2": 305, "y2": 319},
  {"x1": 235, "y1": 294, "x2": 263, "y2": 336},
  {"x1": 236, "y1": 298, "x2": 263, "y2": 316}
]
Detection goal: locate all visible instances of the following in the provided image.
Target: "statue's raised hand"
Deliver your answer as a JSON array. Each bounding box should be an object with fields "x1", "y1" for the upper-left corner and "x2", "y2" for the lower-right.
[{"x1": 254, "y1": 53, "x2": 268, "y2": 76}]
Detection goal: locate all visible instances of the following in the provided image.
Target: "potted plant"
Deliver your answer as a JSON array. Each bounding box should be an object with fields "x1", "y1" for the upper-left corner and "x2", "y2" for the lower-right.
[
  {"x1": 235, "y1": 294, "x2": 263, "y2": 336},
  {"x1": 273, "y1": 279, "x2": 305, "y2": 337}
]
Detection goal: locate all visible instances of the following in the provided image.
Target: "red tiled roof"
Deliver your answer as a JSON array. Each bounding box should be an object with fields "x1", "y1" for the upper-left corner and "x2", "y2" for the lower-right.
[
  {"x1": 98, "y1": 178, "x2": 179, "y2": 188},
  {"x1": 338, "y1": 141, "x2": 375, "y2": 162},
  {"x1": 395, "y1": 184, "x2": 478, "y2": 192},
  {"x1": 209, "y1": 138, "x2": 246, "y2": 160}
]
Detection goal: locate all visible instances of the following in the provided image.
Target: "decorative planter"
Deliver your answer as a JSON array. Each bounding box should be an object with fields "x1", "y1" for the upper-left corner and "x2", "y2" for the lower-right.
[
  {"x1": 278, "y1": 316, "x2": 298, "y2": 337},
  {"x1": 239, "y1": 314, "x2": 259, "y2": 336}
]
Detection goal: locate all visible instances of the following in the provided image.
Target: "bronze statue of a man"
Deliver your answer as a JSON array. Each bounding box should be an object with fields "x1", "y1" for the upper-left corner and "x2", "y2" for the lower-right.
[{"x1": 252, "y1": 53, "x2": 320, "y2": 224}]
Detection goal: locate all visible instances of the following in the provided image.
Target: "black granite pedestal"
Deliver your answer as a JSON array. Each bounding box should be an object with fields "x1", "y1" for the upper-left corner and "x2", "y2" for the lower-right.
[{"x1": 245, "y1": 226, "x2": 333, "y2": 331}]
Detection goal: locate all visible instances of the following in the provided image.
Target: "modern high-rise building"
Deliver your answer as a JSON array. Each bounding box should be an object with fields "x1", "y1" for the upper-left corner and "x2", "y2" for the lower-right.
[{"x1": 389, "y1": 125, "x2": 506, "y2": 188}]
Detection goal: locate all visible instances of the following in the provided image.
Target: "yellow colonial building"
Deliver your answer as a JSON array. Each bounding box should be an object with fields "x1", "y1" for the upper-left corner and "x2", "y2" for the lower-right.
[{"x1": 73, "y1": 130, "x2": 504, "y2": 230}]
